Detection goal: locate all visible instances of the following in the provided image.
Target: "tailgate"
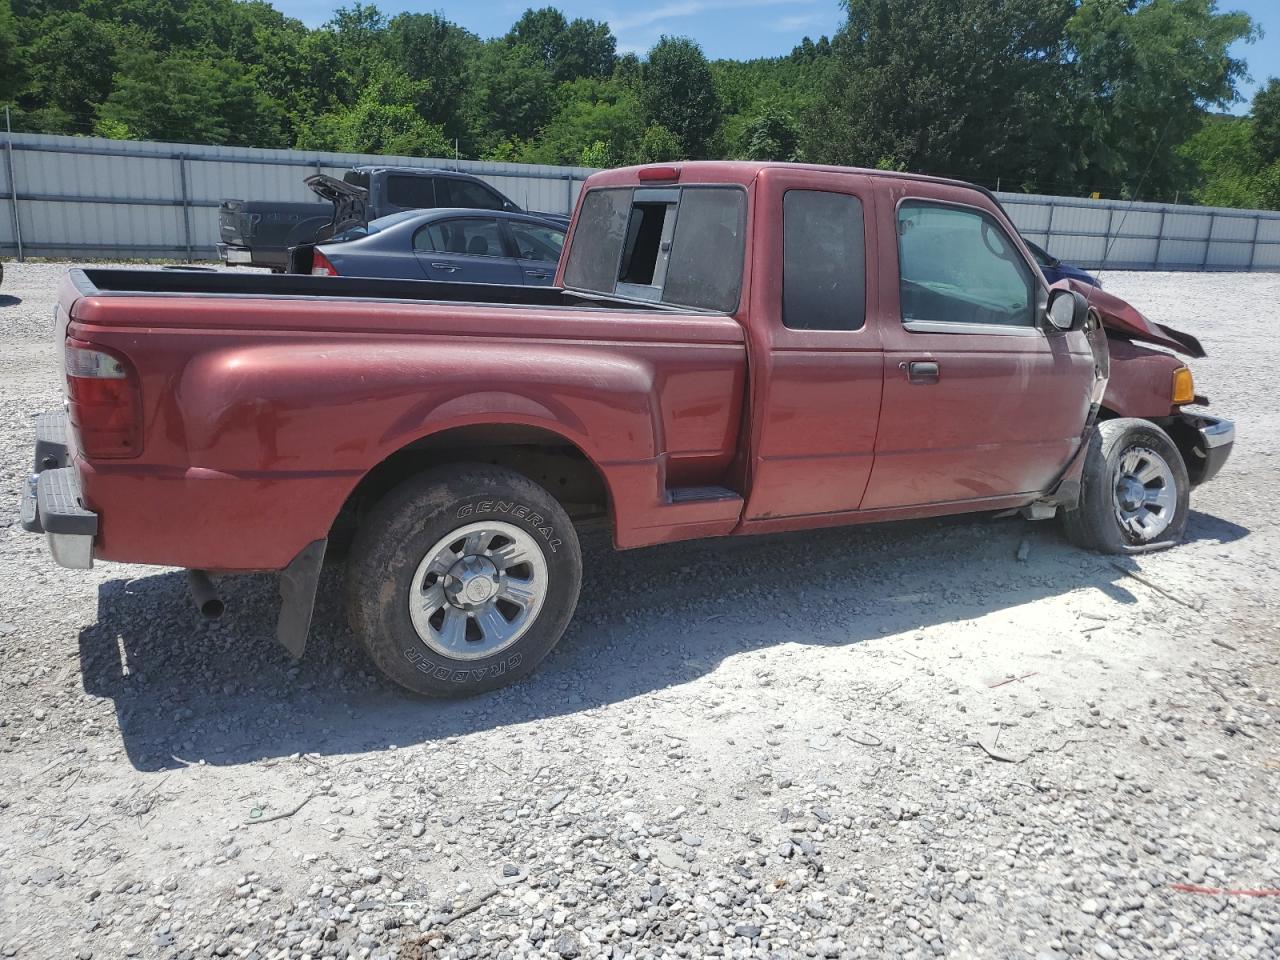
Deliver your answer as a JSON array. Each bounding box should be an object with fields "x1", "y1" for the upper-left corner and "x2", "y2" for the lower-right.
[{"x1": 219, "y1": 200, "x2": 255, "y2": 246}]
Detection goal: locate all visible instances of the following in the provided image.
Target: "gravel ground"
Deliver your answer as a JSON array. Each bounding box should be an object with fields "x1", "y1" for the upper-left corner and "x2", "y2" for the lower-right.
[{"x1": 1, "y1": 261, "x2": 1278, "y2": 960}]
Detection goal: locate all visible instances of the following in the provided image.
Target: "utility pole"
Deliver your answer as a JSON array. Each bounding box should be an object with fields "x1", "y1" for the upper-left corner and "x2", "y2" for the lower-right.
[{"x1": 4, "y1": 106, "x2": 24, "y2": 262}]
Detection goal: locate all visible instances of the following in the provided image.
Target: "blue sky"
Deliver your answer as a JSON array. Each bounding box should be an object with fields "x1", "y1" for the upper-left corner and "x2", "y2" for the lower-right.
[{"x1": 273, "y1": 0, "x2": 1277, "y2": 111}]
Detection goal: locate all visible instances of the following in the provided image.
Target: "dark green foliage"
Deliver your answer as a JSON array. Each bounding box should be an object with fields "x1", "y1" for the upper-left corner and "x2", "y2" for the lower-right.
[
  {"x1": 638, "y1": 36, "x2": 721, "y2": 159},
  {"x1": 804, "y1": 0, "x2": 1076, "y2": 185},
  {"x1": 0, "y1": 1, "x2": 1269, "y2": 209},
  {"x1": 1252, "y1": 79, "x2": 1280, "y2": 166},
  {"x1": 0, "y1": 0, "x2": 26, "y2": 106},
  {"x1": 506, "y1": 7, "x2": 615, "y2": 82}
]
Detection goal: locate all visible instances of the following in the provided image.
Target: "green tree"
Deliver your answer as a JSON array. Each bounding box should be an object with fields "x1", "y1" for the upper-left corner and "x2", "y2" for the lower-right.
[
  {"x1": 24, "y1": 12, "x2": 118, "y2": 132},
  {"x1": 635, "y1": 123, "x2": 682, "y2": 163},
  {"x1": 1178, "y1": 114, "x2": 1260, "y2": 207},
  {"x1": 805, "y1": 0, "x2": 1073, "y2": 186},
  {"x1": 97, "y1": 49, "x2": 286, "y2": 147},
  {"x1": 0, "y1": 0, "x2": 21, "y2": 105},
  {"x1": 1251, "y1": 78, "x2": 1280, "y2": 165},
  {"x1": 1067, "y1": 0, "x2": 1256, "y2": 199},
  {"x1": 387, "y1": 11, "x2": 478, "y2": 134},
  {"x1": 738, "y1": 105, "x2": 801, "y2": 161},
  {"x1": 522, "y1": 77, "x2": 642, "y2": 165},
  {"x1": 295, "y1": 67, "x2": 452, "y2": 157},
  {"x1": 463, "y1": 40, "x2": 554, "y2": 152},
  {"x1": 506, "y1": 7, "x2": 615, "y2": 82},
  {"x1": 639, "y1": 37, "x2": 721, "y2": 159}
]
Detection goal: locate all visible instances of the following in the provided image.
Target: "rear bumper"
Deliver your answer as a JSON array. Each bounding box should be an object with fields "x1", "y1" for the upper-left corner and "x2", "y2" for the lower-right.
[
  {"x1": 1180, "y1": 412, "x2": 1234, "y2": 485},
  {"x1": 20, "y1": 410, "x2": 98, "y2": 569},
  {"x1": 216, "y1": 243, "x2": 254, "y2": 265}
]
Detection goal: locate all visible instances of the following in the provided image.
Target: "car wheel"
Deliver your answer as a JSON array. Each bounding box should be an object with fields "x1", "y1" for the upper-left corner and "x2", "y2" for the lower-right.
[
  {"x1": 1061, "y1": 418, "x2": 1190, "y2": 554},
  {"x1": 346, "y1": 463, "x2": 582, "y2": 697}
]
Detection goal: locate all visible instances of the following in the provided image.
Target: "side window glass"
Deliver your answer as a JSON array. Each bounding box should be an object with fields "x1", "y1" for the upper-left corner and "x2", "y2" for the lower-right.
[
  {"x1": 412, "y1": 225, "x2": 436, "y2": 252},
  {"x1": 386, "y1": 175, "x2": 437, "y2": 210},
  {"x1": 439, "y1": 178, "x2": 506, "y2": 210},
  {"x1": 421, "y1": 218, "x2": 505, "y2": 257},
  {"x1": 563, "y1": 188, "x2": 632, "y2": 291},
  {"x1": 508, "y1": 221, "x2": 565, "y2": 262},
  {"x1": 897, "y1": 201, "x2": 1035, "y2": 327},
  {"x1": 782, "y1": 190, "x2": 865, "y2": 331}
]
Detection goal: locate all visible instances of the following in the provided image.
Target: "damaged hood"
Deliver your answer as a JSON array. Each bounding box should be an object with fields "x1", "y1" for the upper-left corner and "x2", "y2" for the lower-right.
[{"x1": 1059, "y1": 278, "x2": 1205, "y2": 358}]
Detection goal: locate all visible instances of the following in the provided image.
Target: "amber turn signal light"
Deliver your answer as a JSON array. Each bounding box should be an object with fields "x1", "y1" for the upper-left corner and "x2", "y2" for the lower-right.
[{"x1": 1171, "y1": 366, "x2": 1195, "y2": 405}]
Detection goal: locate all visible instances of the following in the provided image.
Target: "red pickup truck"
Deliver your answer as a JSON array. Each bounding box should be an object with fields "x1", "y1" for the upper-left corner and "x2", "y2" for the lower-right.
[{"x1": 21, "y1": 162, "x2": 1234, "y2": 696}]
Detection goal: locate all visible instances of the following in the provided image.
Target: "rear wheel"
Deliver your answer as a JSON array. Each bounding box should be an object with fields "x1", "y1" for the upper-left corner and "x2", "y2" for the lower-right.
[
  {"x1": 1061, "y1": 418, "x2": 1190, "y2": 554},
  {"x1": 346, "y1": 464, "x2": 582, "y2": 696}
]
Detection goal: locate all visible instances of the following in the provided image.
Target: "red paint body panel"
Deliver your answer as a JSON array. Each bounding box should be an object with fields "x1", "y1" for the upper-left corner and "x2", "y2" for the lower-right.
[
  {"x1": 51, "y1": 161, "x2": 1201, "y2": 573},
  {"x1": 1101, "y1": 337, "x2": 1183, "y2": 419},
  {"x1": 862, "y1": 179, "x2": 1095, "y2": 508}
]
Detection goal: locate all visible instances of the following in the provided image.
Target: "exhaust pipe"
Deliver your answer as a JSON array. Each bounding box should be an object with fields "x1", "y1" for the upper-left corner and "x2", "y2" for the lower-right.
[{"x1": 187, "y1": 569, "x2": 225, "y2": 619}]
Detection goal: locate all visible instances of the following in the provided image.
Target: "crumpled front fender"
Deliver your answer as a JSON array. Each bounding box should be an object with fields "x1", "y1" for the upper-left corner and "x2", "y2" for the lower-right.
[{"x1": 1059, "y1": 279, "x2": 1206, "y2": 358}]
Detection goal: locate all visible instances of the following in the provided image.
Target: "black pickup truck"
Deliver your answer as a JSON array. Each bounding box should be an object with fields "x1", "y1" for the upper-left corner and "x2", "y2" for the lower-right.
[{"x1": 218, "y1": 165, "x2": 567, "y2": 272}]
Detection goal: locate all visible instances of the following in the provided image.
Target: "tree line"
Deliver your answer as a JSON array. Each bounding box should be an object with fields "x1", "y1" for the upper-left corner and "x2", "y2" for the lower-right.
[{"x1": 0, "y1": 0, "x2": 1275, "y2": 208}]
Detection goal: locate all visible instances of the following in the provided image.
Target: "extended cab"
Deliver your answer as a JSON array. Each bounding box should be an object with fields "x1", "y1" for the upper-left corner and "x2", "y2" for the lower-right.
[
  {"x1": 218, "y1": 165, "x2": 565, "y2": 272},
  {"x1": 24, "y1": 162, "x2": 1234, "y2": 696}
]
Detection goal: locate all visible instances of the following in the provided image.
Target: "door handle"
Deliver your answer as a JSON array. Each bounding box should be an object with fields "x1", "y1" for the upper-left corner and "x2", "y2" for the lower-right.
[
  {"x1": 525, "y1": 270, "x2": 550, "y2": 279},
  {"x1": 430, "y1": 263, "x2": 459, "y2": 272},
  {"x1": 901, "y1": 360, "x2": 940, "y2": 384}
]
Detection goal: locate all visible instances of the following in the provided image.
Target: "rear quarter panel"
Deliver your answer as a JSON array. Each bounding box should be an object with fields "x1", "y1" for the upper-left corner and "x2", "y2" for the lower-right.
[{"x1": 67, "y1": 294, "x2": 746, "y2": 568}]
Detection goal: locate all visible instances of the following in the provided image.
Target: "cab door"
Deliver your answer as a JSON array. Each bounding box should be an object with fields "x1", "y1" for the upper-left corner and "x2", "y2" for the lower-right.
[
  {"x1": 859, "y1": 184, "x2": 1095, "y2": 510},
  {"x1": 412, "y1": 216, "x2": 524, "y2": 285},
  {"x1": 741, "y1": 168, "x2": 884, "y2": 521}
]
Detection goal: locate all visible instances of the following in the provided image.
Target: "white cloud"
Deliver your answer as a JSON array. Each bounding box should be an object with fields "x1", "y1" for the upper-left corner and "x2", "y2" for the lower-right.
[
  {"x1": 774, "y1": 12, "x2": 827, "y2": 31},
  {"x1": 607, "y1": 0, "x2": 814, "y2": 36}
]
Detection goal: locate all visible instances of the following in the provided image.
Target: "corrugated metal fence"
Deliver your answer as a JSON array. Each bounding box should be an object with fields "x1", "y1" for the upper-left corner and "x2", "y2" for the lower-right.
[
  {"x1": 0, "y1": 132, "x2": 593, "y2": 261},
  {"x1": 3, "y1": 131, "x2": 1280, "y2": 270}
]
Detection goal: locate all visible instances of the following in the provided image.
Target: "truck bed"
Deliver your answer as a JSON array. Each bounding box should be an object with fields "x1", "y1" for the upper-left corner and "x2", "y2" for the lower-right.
[{"x1": 68, "y1": 268, "x2": 687, "y2": 313}]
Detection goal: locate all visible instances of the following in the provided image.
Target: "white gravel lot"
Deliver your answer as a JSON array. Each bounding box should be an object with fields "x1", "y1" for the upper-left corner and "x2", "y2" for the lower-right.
[{"x1": 0, "y1": 261, "x2": 1278, "y2": 960}]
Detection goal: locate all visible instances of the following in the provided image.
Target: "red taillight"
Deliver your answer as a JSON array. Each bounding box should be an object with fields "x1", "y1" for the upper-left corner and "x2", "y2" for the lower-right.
[
  {"x1": 638, "y1": 165, "x2": 681, "y2": 182},
  {"x1": 65, "y1": 339, "x2": 142, "y2": 459},
  {"x1": 311, "y1": 249, "x2": 338, "y2": 276}
]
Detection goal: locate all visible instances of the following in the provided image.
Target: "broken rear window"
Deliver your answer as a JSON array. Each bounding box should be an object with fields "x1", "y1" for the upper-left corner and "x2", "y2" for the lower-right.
[{"x1": 563, "y1": 186, "x2": 746, "y2": 312}]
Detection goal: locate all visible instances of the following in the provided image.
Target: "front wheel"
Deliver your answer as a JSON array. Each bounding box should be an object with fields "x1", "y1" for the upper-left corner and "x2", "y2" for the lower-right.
[
  {"x1": 1061, "y1": 418, "x2": 1190, "y2": 554},
  {"x1": 346, "y1": 464, "x2": 582, "y2": 697}
]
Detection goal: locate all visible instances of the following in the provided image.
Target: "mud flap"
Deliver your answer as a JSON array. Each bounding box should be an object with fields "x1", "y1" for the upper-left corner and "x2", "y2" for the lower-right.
[{"x1": 277, "y1": 538, "x2": 327, "y2": 659}]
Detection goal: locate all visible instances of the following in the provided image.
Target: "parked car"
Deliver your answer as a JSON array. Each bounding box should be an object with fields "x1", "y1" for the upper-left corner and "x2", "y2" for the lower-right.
[
  {"x1": 288, "y1": 209, "x2": 566, "y2": 285},
  {"x1": 218, "y1": 165, "x2": 567, "y2": 272},
  {"x1": 24, "y1": 161, "x2": 1232, "y2": 698},
  {"x1": 1025, "y1": 239, "x2": 1100, "y2": 287}
]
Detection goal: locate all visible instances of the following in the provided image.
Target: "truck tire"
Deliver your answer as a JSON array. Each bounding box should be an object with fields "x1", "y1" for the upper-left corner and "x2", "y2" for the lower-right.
[
  {"x1": 1061, "y1": 418, "x2": 1190, "y2": 554},
  {"x1": 346, "y1": 464, "x2": 582, "y2": 697}
]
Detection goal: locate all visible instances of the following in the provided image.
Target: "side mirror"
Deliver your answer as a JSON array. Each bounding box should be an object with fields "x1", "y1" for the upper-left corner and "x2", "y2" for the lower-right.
[{"x1": 1046, "y1": 288, "x2": 1089, "y2": 332}]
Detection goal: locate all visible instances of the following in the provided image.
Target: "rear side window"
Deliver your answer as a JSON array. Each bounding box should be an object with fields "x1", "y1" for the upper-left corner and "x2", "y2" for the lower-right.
[
  {"x1": 782, "y1": 190, "x2": 865, "y2": 331},
  {"x1": 387, "y1": 175, "x2": 437, "y2": 210},
  {"x1": 563, "y1": 186, "x2": 745, "y2": 312},
  {"x1": 897, "y1": 201, "x2": 1035, "y2": 327},
  {"x1": 563, "y1": 188, "x2": 631, "y2": 292},
  {"x1": 438, "y1": 177, "x2": 506, "y2": 210},
  {"x1": 664, "y1": 189, "x2": 747, "y2": 313},
  {"x1": 415, "y1": 218, "x2": 505, "y2": 257}
]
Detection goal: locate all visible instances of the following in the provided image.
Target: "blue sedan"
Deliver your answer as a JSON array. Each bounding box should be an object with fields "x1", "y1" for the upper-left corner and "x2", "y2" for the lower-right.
[
  {"x1": 299, "y1": 208, "x2": 567, "y2": 285},
  {"x1": 1024, "y1": 239, "x2": 1100, "y2": 288}
]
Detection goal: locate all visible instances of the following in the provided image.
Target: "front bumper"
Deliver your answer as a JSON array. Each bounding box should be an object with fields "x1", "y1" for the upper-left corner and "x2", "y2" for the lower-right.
[
  {"x1": 19, "y1": 410, "x2": 98, "y2": 569},
  {"x1": 1180, "y1": 412, "x2": 1234, "y2": 486}
]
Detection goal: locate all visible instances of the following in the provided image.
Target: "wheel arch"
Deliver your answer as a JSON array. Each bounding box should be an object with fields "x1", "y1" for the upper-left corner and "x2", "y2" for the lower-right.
[{"x1": 328, "y1": 421, "x2": 616, "y2": 553}]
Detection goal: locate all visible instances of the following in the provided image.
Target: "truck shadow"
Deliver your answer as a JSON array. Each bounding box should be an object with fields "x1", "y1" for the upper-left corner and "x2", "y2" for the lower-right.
[{"x1": 78, "y1": 509, "x2": 1248, "y2": 772}]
